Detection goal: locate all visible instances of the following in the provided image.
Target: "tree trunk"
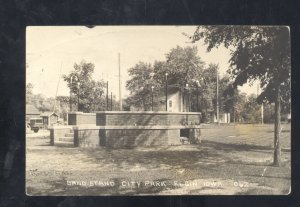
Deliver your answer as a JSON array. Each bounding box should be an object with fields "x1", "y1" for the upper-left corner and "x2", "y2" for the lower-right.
[{"x1": 273, "y1": 85, "x2": 281, "y2": 166}]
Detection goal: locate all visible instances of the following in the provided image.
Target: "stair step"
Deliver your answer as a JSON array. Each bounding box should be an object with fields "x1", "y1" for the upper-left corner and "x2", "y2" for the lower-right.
[
  {"x1": 55, "y1": 141, "x2": 74, "y2": 147},
  {"x1": 65, "y1": 133, "x2": 74, "y2": 137},
  {"x1": 58, "y1": 137, "x2": 74, "y2": 142}
]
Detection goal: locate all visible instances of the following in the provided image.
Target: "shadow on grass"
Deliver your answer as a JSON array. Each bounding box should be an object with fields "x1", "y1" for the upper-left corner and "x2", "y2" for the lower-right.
[
  {"x1": 81, "y1": 146, "x2": 222, "y2": 171},
  {"x1": 77, "y1": 138, "x2": 292, "y2": 180},
  {"x1": 200, "y1": 140, "x2": 290, "y2": 153}
]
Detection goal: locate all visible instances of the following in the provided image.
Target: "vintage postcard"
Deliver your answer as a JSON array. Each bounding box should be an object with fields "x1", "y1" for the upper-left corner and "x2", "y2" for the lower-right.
[{"x1": 26, "y1": 26, "x2": 291, "y2": 195}]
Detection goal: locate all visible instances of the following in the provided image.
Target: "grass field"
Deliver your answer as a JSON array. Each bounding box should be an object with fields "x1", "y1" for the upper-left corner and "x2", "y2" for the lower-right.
[{"x1": 26, "y1": 123, "x2": 291, "y2": 195}]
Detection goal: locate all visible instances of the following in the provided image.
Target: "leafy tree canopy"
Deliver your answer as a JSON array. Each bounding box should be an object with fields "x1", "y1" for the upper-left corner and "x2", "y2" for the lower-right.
[
  {"x1": 63, "y1": 60, "x2": 106, "y2": 112},
  {"x1": 153, "y1": 46, "x2": 205, "y2": 87},
  {"x1": 190, "y1": 26, "x2": 291, "y2": 104}
]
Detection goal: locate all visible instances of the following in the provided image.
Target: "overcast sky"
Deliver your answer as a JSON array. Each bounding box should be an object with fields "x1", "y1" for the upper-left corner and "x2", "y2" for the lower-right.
[{"x1": 26, "y1": 26, "x2": 258, "y2": 100}]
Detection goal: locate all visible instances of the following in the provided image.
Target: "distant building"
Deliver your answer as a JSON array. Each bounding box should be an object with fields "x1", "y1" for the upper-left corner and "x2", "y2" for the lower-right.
[
  {"x1": 40, "y1": 112, "x2": 59, "y2": 128},
  {"x1": 209, "y1": 111, "x2": 231, "y2": 124},
  {"x1": 26, "y1": 104, "x2": 40, "y2": 123},
  {"x1": 281, "y1": 113, "x2": 291, "y2": 123}
]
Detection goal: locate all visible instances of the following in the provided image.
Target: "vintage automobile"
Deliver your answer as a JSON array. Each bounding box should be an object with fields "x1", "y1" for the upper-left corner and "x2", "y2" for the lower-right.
[{"x1": 29, "y1": 117, "x2": 43, "y2": 133}]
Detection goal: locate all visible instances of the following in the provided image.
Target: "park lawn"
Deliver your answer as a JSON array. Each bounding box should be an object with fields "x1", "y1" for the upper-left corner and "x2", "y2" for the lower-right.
[{"x1": 26, "y1": 124, "x2": 291, "y2": 196}]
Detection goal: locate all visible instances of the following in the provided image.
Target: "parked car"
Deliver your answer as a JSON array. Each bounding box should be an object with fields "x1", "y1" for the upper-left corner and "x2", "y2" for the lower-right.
[{"x1": 29, "y1": 117, "x2": 43, "y2": 133}]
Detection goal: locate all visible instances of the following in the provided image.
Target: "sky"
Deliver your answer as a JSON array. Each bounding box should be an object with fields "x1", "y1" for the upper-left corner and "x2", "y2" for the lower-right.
[{"x1": 26, "y1": 26, "x2": 258, "y2": 100}]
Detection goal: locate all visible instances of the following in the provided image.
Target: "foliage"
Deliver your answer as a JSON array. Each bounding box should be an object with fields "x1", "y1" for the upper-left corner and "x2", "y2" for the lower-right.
[
  {"x1": 240, "y1": 94, "x2": 261, "y2": 123},
  {"x1": 26, "y1": 83, "x2": 56, "y2": 112},
  {"x1": 63, "y1": 60, "x2": 107, "y2": 112},
  {"x1": 125, "y1": 46, "x2": 238, "y2": 116},
  {"x1": 190, "y1": 26, "x2": 291, "y2": 104},
  {"x1": 263, "y1": 103, "x2": 275, "y2": 123},
  {"x1": 126, "y1": 62, "x2": 161, "y2": 110},
  {"x1": 26, "y1": 83, "x2": 34, "y2": 96},
  {"x1": 228, "y1": 90, "x2": 248, "y2": 123},
  {"x1": 153, "y1": 46, "x2": 205, "y2": 86},
  {"x1": 55, "y1": 96, "x2": 70, "y2": 121},
  {"x1": 126, "y1": 46, "x2": 220, "y2": 111},
  {"x1": 190, "y1": 26, "x2": 291, "y2": 166}
]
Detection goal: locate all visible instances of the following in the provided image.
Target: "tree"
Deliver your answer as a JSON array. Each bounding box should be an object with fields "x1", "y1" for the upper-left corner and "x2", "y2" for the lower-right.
[
  {"x1": 153, "y1": 46, "x2": 206, "y2": 112},
  {"x1": 153, "y1": 46, "x2": 205, "y2": 87},
  {"x1": 192, "y1": 64, "x2": 233, "y2": 122},
  {"x1": 26, "y1": 83, "x2": 34, "y2": 104},
  {"x1": 126, "y1": 46, "x2": 206, "y2": 111},
  {"x1": 263, "y1": 103, "x2": 275, "y2": 123},
  {"x1": 125, "y1": 46, "x2": 234, "y2": 116},
  {"x1": 63, "y1": 60, "x2": 106, "y2": 112},
  {"x1": 227, "y1": 90, "x2": 247, "y2": 123},
  {"x1": 190, "y1": 26, "x2": 291, "y2": 166},
  {"x1": 126, "y1": 62, "x2": 159, "y2": 110},
  {"x1": 56, "y1": 96, "x2": 70, "y2": 121},
  {"x1": 241, "y1": 94, "x2": 261, "y2": 124}
]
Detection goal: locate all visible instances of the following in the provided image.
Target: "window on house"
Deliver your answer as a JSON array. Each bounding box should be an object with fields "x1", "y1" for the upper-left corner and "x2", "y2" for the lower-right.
[{"x1": 169, "y1": 100, "x2": 172, "y2": 108}]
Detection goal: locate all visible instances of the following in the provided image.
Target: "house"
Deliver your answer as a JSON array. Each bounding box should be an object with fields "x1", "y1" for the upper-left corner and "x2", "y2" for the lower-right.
[
  {"x1": 26, "y1": 104, "x2": 40, "y2": 123},
  {"x1": 40, "y1": 112, "x2": 59, "y2": 128}
]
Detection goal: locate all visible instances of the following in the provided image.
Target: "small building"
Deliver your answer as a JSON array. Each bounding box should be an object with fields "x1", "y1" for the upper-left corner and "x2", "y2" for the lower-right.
[
  {"x1": 40, "y1": 112, "x2": 59, "y2": 128},
  {"x1": 26, "y1": 104, "x2": 40, "y2": 123},
  {"x1": 157, "y1": 88, "x2": 190, "y2": 112},
  {"x1": 209, "y1": 111, "x2": 231, "y2": 124}
]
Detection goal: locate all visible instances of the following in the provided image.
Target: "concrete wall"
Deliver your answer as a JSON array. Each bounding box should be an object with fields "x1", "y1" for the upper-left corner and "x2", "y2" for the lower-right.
[
  {"x1": 103, "y1": 129, "x2": 168, "y2": 148},
  {"x1": 50, "y1": 112, "x2": 202, "y2": 148},
  {"x1": 49, "y1": 126, "x2": 73, "y2": 146},
  {"x1": 68, "y1": 112, "x2": 96, "y2": 125},
  {"x1": 96, "y1": 111, "x2": 201, "y2": 126},
  {"x1": 93, "y1": 112, "x2": 201, "y2": 148},
  {"x1": 168, "y1": 129, "x2": 182, "y2": 145},
  {"x1": 72, "y1": 125, "x2": 199, "y2": 148},
  {"x1": 74, "y1": 128, "x2": 100, "y2": 147}
]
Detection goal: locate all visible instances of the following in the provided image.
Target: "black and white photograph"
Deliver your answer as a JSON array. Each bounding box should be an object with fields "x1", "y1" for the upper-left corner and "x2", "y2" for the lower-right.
[{"x1": 25, "y1": 26, "x2": 291, "y2": 196}]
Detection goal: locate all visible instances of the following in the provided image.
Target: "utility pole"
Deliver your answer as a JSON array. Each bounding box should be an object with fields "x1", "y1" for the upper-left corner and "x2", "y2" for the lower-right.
[
  {"x1": 151, "y1": 86, "x2": 154, "y2": 111},
  {"x1": 70, "y1": 76, "x2": 73, "y2": 112},
  {"x1": 106, "y1": 81, "x2": 108, "y2": 111},
  {"x1": 196, "y1": 84, "x2": 199, "y2": 112},
  {"x1": 165, "y1": 73, "x2": 168, "y2": 112},
  {"x1": 111, "y1": 92, "x2": 113, "y2": 111},
  {"x1": 119, "y1": 53, "x2": 122, "y2": 111},
  {"x1": 186, "y1": 84, "x2": 190, "y2": 112},
  {"x1": 216, "y1": 68, "x2": 219, "y2": 125},
  {"x1": 53, "y1": 62, "x2": 62, "y2": 112},
  {"x1": 77, "y1": 82, "x2": 80, "y2": 111}
]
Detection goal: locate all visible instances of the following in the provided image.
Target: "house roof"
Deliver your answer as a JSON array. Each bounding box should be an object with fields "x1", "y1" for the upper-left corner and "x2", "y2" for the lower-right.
[
  {"x1": 26, "y1": 104, "x2": 40, "y2": 115},
  {"x1": 40, "y1": 111, "x2": 58, "y2": 117}
]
